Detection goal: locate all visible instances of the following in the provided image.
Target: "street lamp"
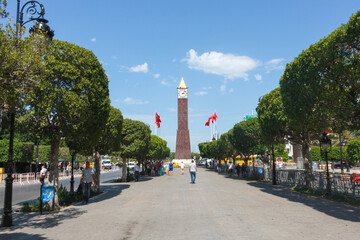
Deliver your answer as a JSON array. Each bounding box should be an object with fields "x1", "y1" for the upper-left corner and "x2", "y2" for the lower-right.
[
  {"x1": 1, "y1": 0, "x2": 53, "y2": 228},
  {"x1": 320, "y1": 132, "x2": 332, "y2": 195}
]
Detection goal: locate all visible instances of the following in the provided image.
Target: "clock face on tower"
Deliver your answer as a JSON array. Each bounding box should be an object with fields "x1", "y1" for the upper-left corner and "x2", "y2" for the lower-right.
[{"x1": 178, "y1": 89, "x2": 188, "y2": 98}]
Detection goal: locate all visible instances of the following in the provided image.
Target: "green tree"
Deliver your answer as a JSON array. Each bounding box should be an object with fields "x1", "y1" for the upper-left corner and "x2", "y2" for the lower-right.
[
  {"x1": 198, "y1": 142, "x2": 210, "y2": 159},
  {"x1": 89, "y1": 106, "x2": 122, "y2": 192},
  {"x1": 191, "y1": 152, "x2": 200, "y2": 160},
  {"x1": 0, "y1": 0, "x2": 7, "y2": 18},
  {"x1": 120, "y1": 119, "x2": 151, "y2": 182},
  {"x1": 257, "y1": 88, "x2": 289, "y2": 181},
  {"x1": 347, "y1": 139, "x2": 360, "y2": 165},
  {"x1": 280, "y1": 41, "x2": 332, "y2": 187},
  {"x1": 27, "y1": 40, "x2": 110, "y2": 209},
  {"x1": 218, "y1": 130, "x2": 236, "y2": 163},
  {"x1": 229, "y1": 118, "x2": 261, "y2": 165},
  {"x1": 0, "y1": 138, "x2": 24, "y2": 162},
  {"x1": 0, "y1": 24, "x2": 49, "y2": 112},
  {"x1": 147, "y1": 135, "x2": 169, "y2": 161}
]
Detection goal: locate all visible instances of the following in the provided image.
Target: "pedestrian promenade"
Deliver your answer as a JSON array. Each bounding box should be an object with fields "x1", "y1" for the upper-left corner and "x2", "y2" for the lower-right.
[{"x1": 1, "y1": 167, "x2": 360, "y2": 240}]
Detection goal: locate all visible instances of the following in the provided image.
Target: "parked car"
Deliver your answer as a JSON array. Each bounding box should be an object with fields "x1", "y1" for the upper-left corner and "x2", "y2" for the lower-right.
[
  {"x1": 333, "y1": 161, "x2": 354, "y2": 168},
  {"x1": 101, "y1": 159, "x2": 112, "y2": 170},
  {"x1": 128, "y1": 162, "x2": 135, "y2": 170}
]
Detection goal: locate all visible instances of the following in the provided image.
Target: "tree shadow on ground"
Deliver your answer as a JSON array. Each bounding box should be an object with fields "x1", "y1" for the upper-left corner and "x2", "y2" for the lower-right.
[
  {"x1": 0, "y1": 233, "x2": 48, "y2": 240},
  {"x1": 248, "y1": 181, "x2": 360, "y2": 222},
  {"x1": 2, "y1": 207, "x2": 87, "y2": 231},
  {"x1": 89, "y1": 184, "x2": 130, "y2": 204},
  {"x1": 1, "y1": 184, "x2": 131, "y2": 231}
]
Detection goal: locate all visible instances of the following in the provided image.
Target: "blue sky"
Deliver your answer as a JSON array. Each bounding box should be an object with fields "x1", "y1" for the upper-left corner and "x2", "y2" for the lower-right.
[{"x1": 4, "y1": 0, "x2": 360, "y2": 152}]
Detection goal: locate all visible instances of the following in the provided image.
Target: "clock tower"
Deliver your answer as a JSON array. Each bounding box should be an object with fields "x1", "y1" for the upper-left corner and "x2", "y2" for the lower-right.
[{"x1": 175, "y1": 77, "x2": 191, "y2": 160}]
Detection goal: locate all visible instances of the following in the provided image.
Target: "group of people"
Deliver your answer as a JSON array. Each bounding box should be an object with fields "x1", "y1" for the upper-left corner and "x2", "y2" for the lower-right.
[
  {"x1": 137, "y1": 160, "x2": 198, "y2": 183},
  {"x1": 218, "y1": 162, "x2": 247, "y2": 177},
  {"x1": 144, "y1": 161, "x2": 174, "y2": 176}
]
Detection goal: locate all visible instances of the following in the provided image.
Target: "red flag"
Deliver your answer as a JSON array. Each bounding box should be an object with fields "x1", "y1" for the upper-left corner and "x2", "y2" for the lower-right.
[
  {"x1": 213, "y1": 112, "x2": 218, "y2": 120},
  {"x1": 211, "y1": 112, "x2": 218, "y2": 123},
  {"x1": 205, "y1": 117, "x2": 211, "y2": 126},
  {"x1": 155, "y1": 112, "x2": 161, "y2": 128}
]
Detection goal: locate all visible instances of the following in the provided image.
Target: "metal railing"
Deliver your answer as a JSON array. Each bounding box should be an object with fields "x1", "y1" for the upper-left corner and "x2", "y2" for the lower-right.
[
  {"x1": 0, "y1": 166, "x2": 121, "y2": 184},
  {"x1": 247, "y1": 166, "x2": 360, "y2": 199}
]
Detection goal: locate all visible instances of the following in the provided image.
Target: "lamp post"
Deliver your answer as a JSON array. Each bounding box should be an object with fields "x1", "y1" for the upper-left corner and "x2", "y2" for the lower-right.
[
  {"x1": 70, "y1": 150, "x2": 76, "y2": 196},
  {"x1": 1, "y1": 0, "x2": 53, "y2": 228},
  {"x1": 320, "y1": 132, "x2": 332, "y2": 195}
]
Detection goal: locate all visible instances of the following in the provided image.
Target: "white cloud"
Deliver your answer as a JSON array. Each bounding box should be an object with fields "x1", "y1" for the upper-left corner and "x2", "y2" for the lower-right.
[
  {"x1": 194, "y1": 91, "x2": 208, "y2": 96},
  {"x1": 229, "y1": 88, "x2": 234, "y2": 93},
  {"x1": 117, "y1": 97, "x2": 149, "y2": 105},
  {"x1": 169, "y1": 107, "x2": 176, "y2": 112},
  {"x1": 111, "y1": 56, "x2": 118, "y2": 60},
  {"x1": 255, "y1": 74, "x2": 262, "y2": 81},
  {"x1": 265, "y1": 58, "x2": 285, "y2": 73},
  {"x1": 154, "y1": 73, "x2": 160, "y2": 78},
  {"x1": 184, "y1": 49, "x2": 260, "y2": 80},
  {"x1": 90, "y1": 38, "x2": 96, "y2": 42},
  {"x1": 129, "y1": 63, "x2": 148, "y2": 73}
]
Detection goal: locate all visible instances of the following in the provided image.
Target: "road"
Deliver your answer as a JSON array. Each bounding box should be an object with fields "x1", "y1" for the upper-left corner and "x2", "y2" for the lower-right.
[
  {"x1": 0, "y1": 169, "x2": 123, "y2": 211},
  {"x1": 1, "y1": 167, "x2": 360, "y2": 240}
]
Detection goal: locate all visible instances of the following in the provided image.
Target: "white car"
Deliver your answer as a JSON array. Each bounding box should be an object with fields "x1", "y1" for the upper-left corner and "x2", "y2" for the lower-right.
[
  {"x1": 128, "y1": 162, "x2": 135, "y2": 170},
  {"x1": 101, "y1": 159, "x2": 112, "y2": 170}
]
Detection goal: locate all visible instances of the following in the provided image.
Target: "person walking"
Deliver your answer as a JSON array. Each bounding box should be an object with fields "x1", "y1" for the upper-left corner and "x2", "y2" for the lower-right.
[
  {"x1": 80, "y1": 161, "x2": 95, "y2": 204},
  {"x1": 169, "y1": 161, "x2": 174, "y2": 175},
  {"x1": 159, "y1": 162, "x2": 163, "y2": 176},
  {"x1": 165, "y1": 163, "x2": 169, "y2": 175},
  {"x1": 228, "y1": 162, "x2": 234, "y2": 177},
  {"x1": 134, "y1": 163, "x2": 141, "y2": 181},
  {"x1": 236, "y1": 163, "x2": 241, "y2": 177},
  {"x1": 180, "y1": 161, "x2": 185, "y2": 175},
  {"x1": 39, "y1": 165, "x2": 48, "y2": 185},
  {"x1": 189, "y1": 160, "x2": 197, "y2": 183}
]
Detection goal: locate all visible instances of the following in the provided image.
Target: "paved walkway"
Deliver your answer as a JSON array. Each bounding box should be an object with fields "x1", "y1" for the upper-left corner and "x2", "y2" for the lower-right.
[{"x1": 1, "y1": 167, "x2": 360, "y2": 240}]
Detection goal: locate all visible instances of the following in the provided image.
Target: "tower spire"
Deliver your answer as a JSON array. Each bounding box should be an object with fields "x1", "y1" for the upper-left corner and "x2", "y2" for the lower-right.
[{"x1": 178, "y1": 77, "x2": 187, "y2": 88}]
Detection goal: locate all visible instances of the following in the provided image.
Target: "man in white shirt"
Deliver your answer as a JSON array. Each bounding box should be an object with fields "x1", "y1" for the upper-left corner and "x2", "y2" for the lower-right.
[
  {"x1": 80, "y1": 162, "x2": 95, "y2": 204},
  {"x1": 189, "y1": 160, "x2": 197, "y2": 184},
  {"x1": 134, "y1": 163, "x2": 141, "y2": 181},
  {"x1": 39, "y1": 165, "x2": 47, "y2": 185}
]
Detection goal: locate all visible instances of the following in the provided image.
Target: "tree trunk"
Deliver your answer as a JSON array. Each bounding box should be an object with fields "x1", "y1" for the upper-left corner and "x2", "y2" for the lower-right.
[
  {"x1": 301, "y1": 138, "x2": 312, "y2": 189},
  {"x1": 93, "y1": 151, "x2": 100, "y2": 193},
  {"x1": 48, "y1": 137, "x2": 60, "y2": 210},
  {"x1": 293, "y1": 144, "x2": 303, "y2": 162},
  {"x1": 122, "y1": 157, "x2": 127, "y2": 182}
]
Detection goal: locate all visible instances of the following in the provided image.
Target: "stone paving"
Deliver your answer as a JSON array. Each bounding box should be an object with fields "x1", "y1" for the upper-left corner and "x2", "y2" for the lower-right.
[{"x1": 1, "y1": 167, "x2": 359, "y2": 240}]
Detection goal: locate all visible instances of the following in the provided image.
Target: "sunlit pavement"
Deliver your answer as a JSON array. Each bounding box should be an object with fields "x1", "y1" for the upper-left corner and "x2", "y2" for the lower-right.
[{"x1": 1, "y1": 167, "x2": 360, "y2": 240}]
